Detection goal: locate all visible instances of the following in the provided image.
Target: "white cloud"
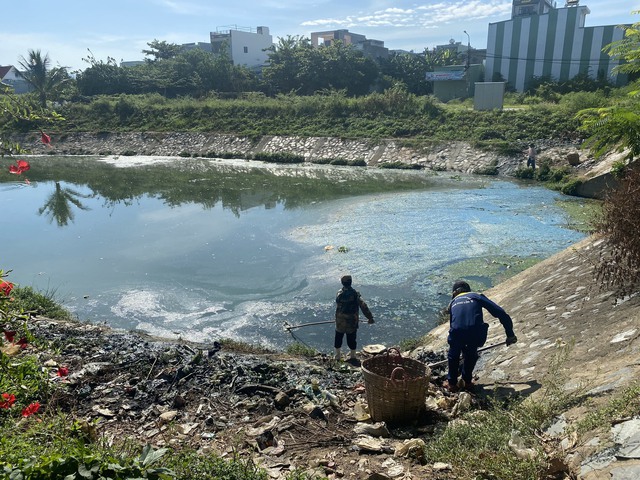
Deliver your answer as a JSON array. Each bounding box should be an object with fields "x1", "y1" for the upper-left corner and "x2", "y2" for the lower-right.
[
  {"x1": 153, "y1": 0, "x2": 217, "y2": 16},
  {"x1": 302, "y1": 1, "x2": 511, "y2": 29}
]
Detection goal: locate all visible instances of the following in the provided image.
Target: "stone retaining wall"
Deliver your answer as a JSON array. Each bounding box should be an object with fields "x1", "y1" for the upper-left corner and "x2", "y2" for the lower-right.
[{"x1": 11, "y1": 131, "x2": 531, "y2": 175}]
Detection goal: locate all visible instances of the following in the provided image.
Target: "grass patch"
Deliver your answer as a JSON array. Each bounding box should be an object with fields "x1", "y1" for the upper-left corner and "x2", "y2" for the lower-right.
[
  {"x1": 574, "y1": 382, "x2": 640, "y2": 437},
  {"x1": 425, "y1": 342, "x2": 581, "y2": 479},
  {"x1": 554, "y1": 198, "x2": 601, "y2": 233},
  {"x1": 10, "y1": 286, "x2": 74, "y2": 321},
  {"x1": 285, "y1": 342, "x2": 319, "y2": 357},
  {"x1": 217, "y1": 338, "x2": 274, "y2": 354},
  {"x1": 442, "y1": 256, "x2": 541, "y2": 291}
]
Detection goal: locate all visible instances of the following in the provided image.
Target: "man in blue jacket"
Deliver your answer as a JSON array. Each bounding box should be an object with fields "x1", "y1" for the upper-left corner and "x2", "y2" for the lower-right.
[{"x1": 446, "y1": 280, "x2": 517, "y2": 392}]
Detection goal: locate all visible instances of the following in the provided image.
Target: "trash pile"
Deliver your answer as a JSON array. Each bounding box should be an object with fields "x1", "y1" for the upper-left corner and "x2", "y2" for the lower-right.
[{"x1": 24, "y1": 316, "x2": 486, "y2": 479}]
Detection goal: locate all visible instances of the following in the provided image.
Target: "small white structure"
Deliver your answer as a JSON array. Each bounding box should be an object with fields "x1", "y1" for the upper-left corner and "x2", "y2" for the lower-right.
[
  {"x1": 474, "y1": 82, "x2": 506, "y2": 110},
  {"x1": 210, "y1": 26, "x2": 273, "y2": 68}
]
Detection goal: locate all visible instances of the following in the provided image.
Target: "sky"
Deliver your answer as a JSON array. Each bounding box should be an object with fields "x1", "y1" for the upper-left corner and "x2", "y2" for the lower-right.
[{"x1": 1, "y1": 0, "x2": 638, "y2": 72}]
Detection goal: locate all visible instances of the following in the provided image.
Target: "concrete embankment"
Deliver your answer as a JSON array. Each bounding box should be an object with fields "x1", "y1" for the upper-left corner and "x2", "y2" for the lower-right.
[
  {"x1": 10, "y1": 131, "x2": 590, "y2": 178},
  {"x1": 414, "y1": 234, "x2": 640, "y2": 479}
]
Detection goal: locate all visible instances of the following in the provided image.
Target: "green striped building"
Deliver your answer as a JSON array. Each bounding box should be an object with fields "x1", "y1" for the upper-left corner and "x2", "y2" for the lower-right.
[{"x1": 486, "y1": 2, "x2": 629, "y2": 92}]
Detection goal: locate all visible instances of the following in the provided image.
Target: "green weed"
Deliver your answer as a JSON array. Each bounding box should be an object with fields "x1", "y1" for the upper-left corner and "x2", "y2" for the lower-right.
[{"x1": 286, "y1": 342, "x2": 318, "y2": 357}]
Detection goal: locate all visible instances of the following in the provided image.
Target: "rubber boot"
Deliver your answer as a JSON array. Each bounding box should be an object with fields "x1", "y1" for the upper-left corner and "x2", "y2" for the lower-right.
[
  {"x1": 349, "y1": 349, "x2": 357, "y2": 360},
  {"x1": 334, "y1": 348, "x2": 341, "y2": 361}
]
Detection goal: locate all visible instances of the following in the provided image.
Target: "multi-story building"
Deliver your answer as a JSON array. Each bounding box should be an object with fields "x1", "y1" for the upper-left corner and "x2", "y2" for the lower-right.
[
  {"x1": 210, "y1": 25, "x2": 273, "y2": 69},
  {"x1": 485, "y1": 0, "x2": 629, "y2": 92},
  {"x1": 310, "y1": 29, "x2": 389, "y2": 59}
]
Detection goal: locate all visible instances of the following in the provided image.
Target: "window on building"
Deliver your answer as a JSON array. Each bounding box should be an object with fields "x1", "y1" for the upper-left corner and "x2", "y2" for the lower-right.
[
  {"x1": 243, "y1": 46, "x2": 248, "y2": 54},
  {"x1": 516, "y1": 6, "x2": 536, "y2": 16}
]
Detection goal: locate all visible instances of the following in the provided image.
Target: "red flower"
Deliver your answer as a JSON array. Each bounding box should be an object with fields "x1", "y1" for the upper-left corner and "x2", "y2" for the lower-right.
[
  {"x1": 21, "y1": 402, "x2": 40, "y2": 417},
  {"x1": 0, "y1": 281, "x2": 13, "y2": 296},
  {"x1": 0, "y1": 393, "x2": 16, "y2": 409},
  {"x1": 57, "y1": 366, "x2": 69, "y2": 377},
  {"x1": 8, "y1": 160, "x2": 30, "y2": 175},
  {"x1": 3, "y1": 330, "x2": 28, "y2": 349},
  {"x1": 41, "y1": 131, "x2": 51, "y2": 145}
]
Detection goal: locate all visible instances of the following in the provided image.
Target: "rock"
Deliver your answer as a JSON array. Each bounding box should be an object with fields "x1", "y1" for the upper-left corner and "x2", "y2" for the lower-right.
[
  {"x1": 353, "y1": 422, "x2": 390, "y2": 437},
  {"x1": 159, "y1": 410, "x2": 178, "y2": 424},
  {"x1": 92, "y1": 405, "x2": 116, "y2": 417},
  {"x1": 173, "y1": 394, "x2": 186, "y2": 409},
  {"x1": 366, "y1": 474, "x2": 391, "y2": 480},
  {"x1": 567, "y1": 152, "x2": 581, "y2": 166},
  {"x1": 508, "y1": 431, "x2": 537, "y2": 460},
  {"x1": 433, "y1": 462, "x2": 452, "y2": 471},
  {"x1": 177, "y1": 423, "x2": 198, "y2": 435},
  {"x1": 274, "y1": 391, "x2": 290, "y2": 409}
]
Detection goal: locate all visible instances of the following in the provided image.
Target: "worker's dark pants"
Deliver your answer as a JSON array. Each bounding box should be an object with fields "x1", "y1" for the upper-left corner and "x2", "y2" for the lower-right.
[
  {"x1": 447, "y1": 329, "x2": 481, "y2": 383},
  {"x1": 334, "y1": 331, "x2": 357, "y2": 350}
]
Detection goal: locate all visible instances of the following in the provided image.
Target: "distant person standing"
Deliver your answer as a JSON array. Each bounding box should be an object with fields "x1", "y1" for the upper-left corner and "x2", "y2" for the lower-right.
[
  {"x1": 446, "y1": 280, "x2": 517, "y2": 392},
  {"x1": 334, "y1": 275, "x2": 374, "y2": 363},
  {"x1": 527, "y1": 144, "x2": 537, "y2": 169}
]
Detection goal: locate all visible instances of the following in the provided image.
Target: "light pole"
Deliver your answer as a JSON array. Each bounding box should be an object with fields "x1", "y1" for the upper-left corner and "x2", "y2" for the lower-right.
[
  {"x1": 463, "y1": 30, "x2": 471, "y2": 100},
  {"x1": 463, "y1": 30, "x2": 470, "y2": 70}
]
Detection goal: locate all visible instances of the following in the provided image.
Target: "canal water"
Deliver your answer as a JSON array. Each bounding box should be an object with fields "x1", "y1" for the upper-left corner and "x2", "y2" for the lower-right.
[{"x1": 1, "y1": 155, "x2": 586, "y2": 351}]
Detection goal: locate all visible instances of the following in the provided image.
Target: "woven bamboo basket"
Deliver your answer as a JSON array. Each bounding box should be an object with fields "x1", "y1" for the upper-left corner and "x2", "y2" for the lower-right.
[{"x1": 361, "y1": 347, "x2": 430, "y2": 424}]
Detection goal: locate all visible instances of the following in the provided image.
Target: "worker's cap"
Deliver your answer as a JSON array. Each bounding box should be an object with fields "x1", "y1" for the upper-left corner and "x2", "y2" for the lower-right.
[
  {"x1": 340, "y1": 275, "x2": 352, "y2": 286},
  {"x1": 452, "y1": 280, "x2": 471, "y2": 293}
]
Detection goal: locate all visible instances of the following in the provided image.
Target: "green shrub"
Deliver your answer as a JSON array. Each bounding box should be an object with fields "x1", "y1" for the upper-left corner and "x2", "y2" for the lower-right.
[
  {"x1": 610, "y1": 160, "x2": 628, "y2": 179},
  {"x1": 559, "y1": 90, "x2": 609, "y2": 114},
  {"x1": 252, "y1": 152, "x2": 305, "y2": 164},
  {"x1": 514, "y1": 167, "x2": 535, "y2": 179},
  {"x1": 535, "y1": 159, "x2": 553, "y2": 181},
  {"x1": 348, "y1": 159, "x2": 367, "y2": 166},
  {"x1": 560, "y1": 178, "x2": 583, "y2": 195},
  {"x1": 475, "y1": 161, "x2": 499, "y2": 176},
  {"x1": 329, "y1": 158, "x2": 348, "y2": 166},
  {"x1": 379, "y1": 161, "x2": 423, "y2": 170}
]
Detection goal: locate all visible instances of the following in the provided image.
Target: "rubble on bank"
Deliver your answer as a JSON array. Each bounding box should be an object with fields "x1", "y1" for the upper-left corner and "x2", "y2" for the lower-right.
[{"x1": 25, "y1": 316, "x2": 470, "y2": 479}]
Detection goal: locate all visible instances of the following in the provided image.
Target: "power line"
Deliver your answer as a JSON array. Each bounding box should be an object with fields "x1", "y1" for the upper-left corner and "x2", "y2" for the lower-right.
[{"x1": 483, "y1": 53, "x2": 622, "y2": 65}]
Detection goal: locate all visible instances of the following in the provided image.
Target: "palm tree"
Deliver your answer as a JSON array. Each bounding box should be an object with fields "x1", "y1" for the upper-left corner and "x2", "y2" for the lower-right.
[
  {"x1": 17, "y1": 49, "x2": 70, "y2": 107},
  {"x1": 38, "y1": 182, "x2": 91, "y2": 227}
]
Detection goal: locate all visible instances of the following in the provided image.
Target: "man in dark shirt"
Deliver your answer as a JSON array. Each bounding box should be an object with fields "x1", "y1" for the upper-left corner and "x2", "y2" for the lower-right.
[
  {"x1": 334, "y1": 275, "x2": 374, "y2": 363},
  {"x1": 446, "y1": 280, "x2": 517, "y2": 392}
]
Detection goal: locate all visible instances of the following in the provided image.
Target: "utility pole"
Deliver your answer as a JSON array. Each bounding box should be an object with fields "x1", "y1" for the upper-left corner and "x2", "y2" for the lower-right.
[
  {"x1": 463, "y1": 30, "x2": 471, "y2": 101},
  {"x1": 463, "y1": 30, "x2": 470, "y2": 70}
]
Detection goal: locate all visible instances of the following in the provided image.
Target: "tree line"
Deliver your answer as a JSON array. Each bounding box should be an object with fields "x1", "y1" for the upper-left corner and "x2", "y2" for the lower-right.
[{"x1": 11, "y1": 36, "x2": 473, "y2": 106}]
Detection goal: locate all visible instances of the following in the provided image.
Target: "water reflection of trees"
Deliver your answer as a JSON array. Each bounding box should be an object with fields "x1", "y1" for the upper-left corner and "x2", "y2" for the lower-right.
[
  {"x1": 38, "y1": 182, "x2": 92, "y2": 226},
  {"x1": 7, "y1": 157, "x2": 444, "y2": 221}
]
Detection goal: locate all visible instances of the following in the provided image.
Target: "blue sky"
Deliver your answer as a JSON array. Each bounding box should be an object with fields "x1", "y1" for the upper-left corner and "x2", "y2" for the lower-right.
[{"x1": 1, "y1": 1, "x2": 638, "y2": 72}]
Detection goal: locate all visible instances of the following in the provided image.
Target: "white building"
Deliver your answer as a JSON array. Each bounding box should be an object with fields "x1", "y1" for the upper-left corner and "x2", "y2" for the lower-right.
[
  {"x1": 0, "y1": 65, "x2": 30, "y2": 93},
  {"x1": 210, "y1": 26, "x2": 273, "y2": 68}
]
